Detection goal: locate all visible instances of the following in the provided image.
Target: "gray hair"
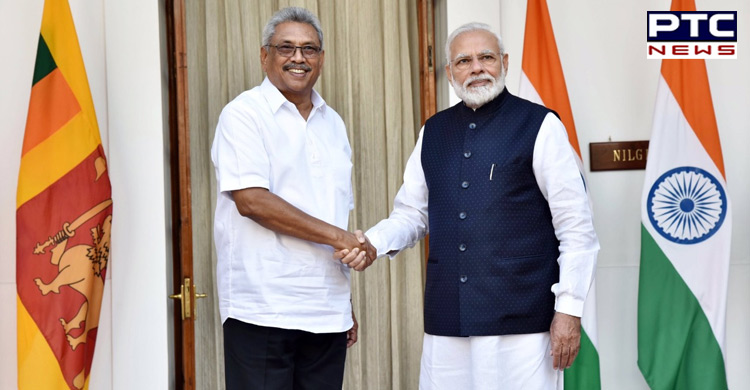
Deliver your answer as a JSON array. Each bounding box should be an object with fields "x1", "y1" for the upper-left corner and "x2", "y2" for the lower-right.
[
  {"x1": 445, "y1": 22, "x2": 504, "y2": 64},
  {"x1": 262, "y1": 7, "x2": 324, "y2": 50}
]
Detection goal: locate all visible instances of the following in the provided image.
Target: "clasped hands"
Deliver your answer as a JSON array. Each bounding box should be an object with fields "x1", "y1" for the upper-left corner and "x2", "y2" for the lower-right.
[{"x1": 334, "y1": 230, "x2": 377, "y2": 271}]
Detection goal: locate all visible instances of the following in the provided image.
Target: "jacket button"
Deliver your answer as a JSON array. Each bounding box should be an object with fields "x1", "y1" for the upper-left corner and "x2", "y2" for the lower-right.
[
  {"x1": 463, "y1": 151, "x2": 471, "y2": 158},
  {"x1": 460, "y1": 275, "x2": 468, "y2": 283},
  {"x1": 461, "y1": 181, "x2": 469, "y2": 189},
  {"x1": 459, "y1": 212, "x2": 467, "y2": 220},
  {"x1": 458, "y1": 243, "x2": 466, "y2": 252},
  {"x1": 468, "y1": 123, "x2": 476, "y2": 130}
]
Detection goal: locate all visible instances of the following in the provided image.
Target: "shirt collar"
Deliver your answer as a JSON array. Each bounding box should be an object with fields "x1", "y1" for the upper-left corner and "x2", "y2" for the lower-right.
[
  {"x1": 261, "y1": 77, "x2": 327, "y2": 115},
  {"x1": 311, "y1": 88, "x2": 326, "y2": 114}
]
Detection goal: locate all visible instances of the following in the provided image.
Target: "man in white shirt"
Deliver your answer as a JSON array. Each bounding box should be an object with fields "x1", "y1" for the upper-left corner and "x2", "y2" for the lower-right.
[
  {"x1": 211, "y1": 7, "x2": 374, "y2": 390},
  {"x1": 339, "y1": 23, "x2": 599, "y2": 389}
]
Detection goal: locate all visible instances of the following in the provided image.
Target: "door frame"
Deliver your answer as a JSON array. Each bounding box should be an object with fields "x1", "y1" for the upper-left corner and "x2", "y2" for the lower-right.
[
  {"x1": 165, "y1": 0, "x2": 196, "y2": 388},
  {"x1": 418, "y1": 0, "x2": 437, "y2": 260},
  {"x1": 418, "y1": 0, "x2": 437, "y2": 125}
]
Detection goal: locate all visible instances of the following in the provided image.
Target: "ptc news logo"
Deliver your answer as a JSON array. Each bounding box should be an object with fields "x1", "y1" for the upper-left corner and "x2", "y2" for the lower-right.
[{"x1": 647, "y1": 11, "x2": 737, "y2": 59}]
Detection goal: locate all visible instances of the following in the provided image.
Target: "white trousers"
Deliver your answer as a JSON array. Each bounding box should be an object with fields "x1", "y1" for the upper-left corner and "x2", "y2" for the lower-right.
[{"x1": 419, "y1": 332, "x2": 562, "y2": 390}]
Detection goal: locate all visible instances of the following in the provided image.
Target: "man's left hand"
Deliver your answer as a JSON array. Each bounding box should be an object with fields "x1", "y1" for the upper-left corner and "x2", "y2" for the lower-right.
[
  {"x1": 347, "y1": 310, "x2": 359, "y2": 348},
  {"x1": 549, "y1": 312, "x2": 581, "y2": 370}
]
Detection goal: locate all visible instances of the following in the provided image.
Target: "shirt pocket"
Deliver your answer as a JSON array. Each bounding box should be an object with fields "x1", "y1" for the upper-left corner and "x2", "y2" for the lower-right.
[
  {"x1": 326, "y1": 157, "x2": 353, "y2": 199},
  {"x1": 319, "y1": 147, "x2": 354, "y2": 218}
]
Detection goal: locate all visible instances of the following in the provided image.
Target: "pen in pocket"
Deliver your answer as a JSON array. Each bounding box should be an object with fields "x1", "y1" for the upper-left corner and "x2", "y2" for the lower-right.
[{"x1": 489, "y1": 163, "x2": 495, "y2": 181}]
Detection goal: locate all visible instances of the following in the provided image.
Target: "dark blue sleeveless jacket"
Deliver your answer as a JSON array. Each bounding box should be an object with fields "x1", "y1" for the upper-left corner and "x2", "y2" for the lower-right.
[{"x1": 421, "y1": 89, "x2": 560, "y2": 336}]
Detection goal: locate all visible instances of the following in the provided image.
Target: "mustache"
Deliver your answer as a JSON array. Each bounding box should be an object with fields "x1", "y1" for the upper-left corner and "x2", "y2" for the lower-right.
[
  {"x1": 463, "y1": 74, "x2": 495, "y2": 88},
  {"x1": 283, "y1": 63, "x2": 312, "y2": 72}
]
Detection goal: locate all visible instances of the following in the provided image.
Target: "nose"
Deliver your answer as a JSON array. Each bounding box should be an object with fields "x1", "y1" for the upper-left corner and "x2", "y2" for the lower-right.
[
  {"x1": 469, "y1": 57, "x2": 484, "y2": 73},
  {"x1": 290, "y1": 47, "x2": 306, "y2": 62}
]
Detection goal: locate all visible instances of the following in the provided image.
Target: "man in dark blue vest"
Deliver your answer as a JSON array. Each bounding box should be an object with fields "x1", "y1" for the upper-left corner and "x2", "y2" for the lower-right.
[{"x1": 338, "y1": 22, "x2": 599, "y2": 389}]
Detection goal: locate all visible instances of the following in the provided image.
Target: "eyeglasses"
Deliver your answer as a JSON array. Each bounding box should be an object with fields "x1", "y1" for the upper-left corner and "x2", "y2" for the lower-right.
[
  {"x1": 451, "y1": 52, "x2": 501, "y2": 71},
  {"x1": 266, "y1": 44, "x2": 322, "y2": 58}
]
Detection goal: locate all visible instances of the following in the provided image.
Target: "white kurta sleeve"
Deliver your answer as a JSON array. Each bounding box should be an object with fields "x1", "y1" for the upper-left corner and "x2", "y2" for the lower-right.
[
  {"x1": 211, "y1": 103, "x2": 270, "y2": 193},
  {"x1": 366, "y1": 127, "x2": 429, "y2": 259},
  {"x1": 532, "y1": 113, "x2": 600, "y2": 317}
]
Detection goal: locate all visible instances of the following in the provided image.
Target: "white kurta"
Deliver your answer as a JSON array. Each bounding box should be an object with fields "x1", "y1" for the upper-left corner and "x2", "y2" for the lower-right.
[
  {"x1": 366, "y1": 111, "x2": 600, "y2": 388},
  {"x1": 420, "y1": 332, "x2": 562, "y2": 390}
]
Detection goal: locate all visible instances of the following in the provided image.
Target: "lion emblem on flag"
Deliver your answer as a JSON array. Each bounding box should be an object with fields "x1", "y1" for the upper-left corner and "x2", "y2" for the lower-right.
[{"x1": 31, "y1": 156, "x2": 112, "y2": 389}]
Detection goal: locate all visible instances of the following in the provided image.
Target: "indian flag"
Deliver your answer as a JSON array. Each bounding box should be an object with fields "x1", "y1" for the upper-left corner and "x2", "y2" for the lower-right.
[
  {"x1": 518, "y1": 0, "x2": 600, "y2": 388},
  {"x1": 16, "y1": 1, "x2": 112, "y2": 389},
  {"x1": 637, "y1": 0, "x2": 731, "y2": 388}
]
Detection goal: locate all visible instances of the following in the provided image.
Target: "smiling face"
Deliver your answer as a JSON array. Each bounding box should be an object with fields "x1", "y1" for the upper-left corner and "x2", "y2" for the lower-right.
[
  {"x1": 261, "y1": 21, "x2": 325, "y2": 105},
  {"x1": 445, "y1": 29, "x2": 509, "y2": 109}
]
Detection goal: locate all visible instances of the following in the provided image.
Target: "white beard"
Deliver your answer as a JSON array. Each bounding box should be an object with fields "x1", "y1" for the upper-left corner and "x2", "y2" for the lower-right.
[{"x1": 451, "y1": 66, "x2": 506, "y2": 109}]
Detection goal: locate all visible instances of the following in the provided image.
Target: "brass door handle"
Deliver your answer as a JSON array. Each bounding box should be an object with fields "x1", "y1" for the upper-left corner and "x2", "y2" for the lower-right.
[{"x1": 169, "y1": 277, "x2": 208, "y2": 320}]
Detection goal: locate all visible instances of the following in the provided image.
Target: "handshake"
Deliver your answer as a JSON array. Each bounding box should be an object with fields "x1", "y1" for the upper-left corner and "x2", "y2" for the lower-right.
[{"x1": 334, "y1": 230, "x2": 377, "y2": 272}]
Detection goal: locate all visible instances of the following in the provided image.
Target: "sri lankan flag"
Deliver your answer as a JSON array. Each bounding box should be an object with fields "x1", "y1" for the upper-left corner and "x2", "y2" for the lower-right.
[{"x1": 16, "y1": 1, "x2": 112, "y2": 389}]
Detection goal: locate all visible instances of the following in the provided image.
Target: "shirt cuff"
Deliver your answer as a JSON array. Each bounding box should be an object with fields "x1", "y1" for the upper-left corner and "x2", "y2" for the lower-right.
[
  {"x1": 365, "y1": 228, "x2": 399, "y2": 260},
  {"x1": 218, "y1": 176, "x2": 269, "y2": 193},
  {"x1": 553, "y1": 288, "x2": 585, "y2": 317}
]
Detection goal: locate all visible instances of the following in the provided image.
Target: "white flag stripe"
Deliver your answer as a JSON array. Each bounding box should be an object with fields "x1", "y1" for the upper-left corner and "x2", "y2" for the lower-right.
[
  {"x1": 582, "y1": 279, "x2": 599, "y2": 349},
  {"x1": 519, "y1": 71, "x2": 544, "y2": 106}
]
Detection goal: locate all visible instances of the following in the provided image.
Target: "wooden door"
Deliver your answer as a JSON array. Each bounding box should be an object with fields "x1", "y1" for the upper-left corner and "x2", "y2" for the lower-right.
[
  {"x1": 166, "y1": 0, "x2": 200, "y2": 388},
  {"x1": 166, "y1": 1, "x2": 223, "y2": 389}
]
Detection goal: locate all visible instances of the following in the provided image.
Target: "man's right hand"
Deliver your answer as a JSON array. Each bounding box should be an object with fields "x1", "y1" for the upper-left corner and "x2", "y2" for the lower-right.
[{"x1": 335, "y1": 230, "x2": 377, "y2": 271}]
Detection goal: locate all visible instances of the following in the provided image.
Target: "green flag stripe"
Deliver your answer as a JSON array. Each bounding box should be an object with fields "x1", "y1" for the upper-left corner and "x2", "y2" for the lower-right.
[
  {"x1": 564, "y1": 328, "x2": 601, "y2": 389},
  {"x1": 32, "y1": 35, "x2": 57, "y2": 86},
  {"x1": 637, "y1": 224, "x2": 727, "y2": 390}
]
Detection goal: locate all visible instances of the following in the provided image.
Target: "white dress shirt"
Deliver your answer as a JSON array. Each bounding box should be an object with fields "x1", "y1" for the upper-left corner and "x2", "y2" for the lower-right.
[
  {"x1": 367, "y1": 113, "x2": 599, "y2": 317},
  {"x1": 211, "y1": 78, "x2": 354, "y2": 333}
]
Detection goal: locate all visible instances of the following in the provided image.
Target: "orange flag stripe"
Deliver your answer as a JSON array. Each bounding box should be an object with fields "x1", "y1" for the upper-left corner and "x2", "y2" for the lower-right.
[
  {"x1": 521, "y1": 0, "x2": 580, "y2": 158},
  {"x1": 662, "y1": 0, "x2": 725, "y2": 179},
  {"x1": 22, "y1": 68, "x2": 81, "y2": 156},
  {"x1": 662, "y1": 60, "x2": 724, "y2": 178},
  {"x1": 40, "y1": 0, "x2": 99, "y2": 142}
]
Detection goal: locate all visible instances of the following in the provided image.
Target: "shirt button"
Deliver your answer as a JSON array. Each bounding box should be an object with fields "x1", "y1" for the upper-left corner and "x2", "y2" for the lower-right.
[
  {"x1": 469, "y1": 123, "x2": 476, "y2": 130},
  {"x1": 461, "y1": 181, "x2": 469, "y2": 189},
  {"x1": 463, "y1": 151, "x2": 472, "y2": 158},
  {"x1": 459, "y1": 212, "x2": 467, "y2": 220},
  {"x1": 460, "y1": 275, "x2": 468, "y2": 283},
  {"x1": 459, "y1": 243, "x2": 466, "y2": 252}
]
